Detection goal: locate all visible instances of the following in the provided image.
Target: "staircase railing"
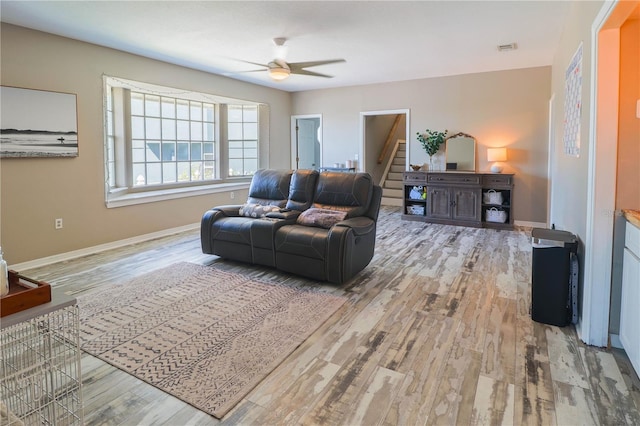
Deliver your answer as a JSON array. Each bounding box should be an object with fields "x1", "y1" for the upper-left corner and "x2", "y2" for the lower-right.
[
  {"x1": 377, "y1": 114, "x2": 402, "y2": 164},
  {"x1": 379, "y1": 139, "x2": 405, "y2": 187}
]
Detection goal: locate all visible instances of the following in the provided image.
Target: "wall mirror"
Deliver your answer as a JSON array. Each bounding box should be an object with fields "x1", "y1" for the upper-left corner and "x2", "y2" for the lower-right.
[{"x1": 445, "y1": 132, "x2": 476, "y2": 171}]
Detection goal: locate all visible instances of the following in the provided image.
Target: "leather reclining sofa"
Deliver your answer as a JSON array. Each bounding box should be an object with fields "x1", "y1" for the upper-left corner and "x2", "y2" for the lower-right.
[{"x1": 201, "y1": 169, "x2": 382, "y2": 284}]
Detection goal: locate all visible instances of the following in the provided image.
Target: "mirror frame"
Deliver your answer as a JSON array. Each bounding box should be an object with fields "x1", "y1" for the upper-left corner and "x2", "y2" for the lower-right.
[{"x1": 445, "y1": 132, "x2": 476, "y2": 172}]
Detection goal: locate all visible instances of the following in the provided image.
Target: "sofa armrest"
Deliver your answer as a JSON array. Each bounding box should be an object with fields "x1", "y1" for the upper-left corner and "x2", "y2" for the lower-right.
[
  {"x1": 334, "y1": 216, "x2": 375, "y2": 236},
  {"x1": 325, "y1": 216, "x2": 377, "y2": 283},
  {"x1": 265, "y1": 209, "x2": 301, "y2": 221},
  {"x1": 201, "y1": 206, "x2": 242, "y2": 253},
  {"x1": 211, "y1": 204, "x2": 243, "y2": 217}
]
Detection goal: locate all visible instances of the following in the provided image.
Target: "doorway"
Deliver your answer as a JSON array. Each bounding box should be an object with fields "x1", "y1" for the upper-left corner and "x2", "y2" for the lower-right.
[
  {"x1": 291, "y1": 115, "x2": 321, "y2": 170},
  {"x1": 359, "y1": 109, "x2": 410, "y2": 181},
  {"x1": 581, "y1": 0, "x2": 638, "y2": 346}
]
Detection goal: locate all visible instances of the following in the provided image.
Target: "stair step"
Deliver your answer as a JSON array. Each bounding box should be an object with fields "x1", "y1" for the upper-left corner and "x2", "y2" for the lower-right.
[
  {"x1": 384, "y1": 180, "x2": 403, "y2": 189},
  {"x1": 393, "y1": 158, "x2": 405, "y2": 165},
  {"x1": 387, "y1": 172, "x2": 403, "y2": 180},
  {"x1": 380, "y1": 197, "x2": 403, "y2": 207},
  {"x1": 390, "y1": 165, "x2": 405, "y2": 173},
  {"x1": 382, "y1": 188, "x2": 403, "y2": 198}
]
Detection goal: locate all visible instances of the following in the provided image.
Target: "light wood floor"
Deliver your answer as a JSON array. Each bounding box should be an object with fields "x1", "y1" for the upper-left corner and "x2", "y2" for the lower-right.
[{"x1": 21, "y1": 206, "x2": 640, "y2": 425}]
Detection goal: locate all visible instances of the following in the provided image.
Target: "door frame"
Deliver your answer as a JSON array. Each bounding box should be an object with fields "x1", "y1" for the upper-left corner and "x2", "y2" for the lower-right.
[
  {"x1": 359, "y1": 109, "x2": 410, "y2": 173},
  {"x1": 547, "y1": 94, "x2": 556, "y2": 228},
  {"x1": 581, "y1": 0, "x2": 623, "y2": 346},
  {"x1": 290, "y1": 114, "x2": 322, "y2": 170}
]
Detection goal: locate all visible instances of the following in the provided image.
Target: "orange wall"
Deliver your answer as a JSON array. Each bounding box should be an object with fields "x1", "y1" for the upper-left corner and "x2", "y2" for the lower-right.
[{"x1": 616, "y1": 14, "x2": 640, "y2": 209}]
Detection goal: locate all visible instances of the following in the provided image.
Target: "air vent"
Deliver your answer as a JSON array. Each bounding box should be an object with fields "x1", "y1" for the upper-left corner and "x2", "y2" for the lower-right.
[{"x1": 497, "y1": 43, "x2": 518, "y2": 52}]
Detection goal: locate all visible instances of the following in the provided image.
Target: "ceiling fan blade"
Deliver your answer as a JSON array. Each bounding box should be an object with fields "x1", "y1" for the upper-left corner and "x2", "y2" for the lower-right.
[
  {"x1": 237, "y1": 69, "x2": 268, "y2": 73},
  {"x1": 290, "y1": 69, "x2": 334, "y2": 78},
  {"x1": 237, "y1": 60, "x2": 269, "y2": 69},
  {"x1": 288, "y1": 59, "x2": 346, "y2": 71}
]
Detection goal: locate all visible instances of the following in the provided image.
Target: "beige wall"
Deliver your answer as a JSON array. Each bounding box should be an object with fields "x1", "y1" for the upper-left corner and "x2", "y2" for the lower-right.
[
  {"x1": 292, "y1": 67, "x2": 552, "y2": 224},
  {"x1": 0, "y1": 24, "x2": 292, "y2": 264},
  {"x1": 549, "y1": 0, "x2": 605, "y2": 239}
]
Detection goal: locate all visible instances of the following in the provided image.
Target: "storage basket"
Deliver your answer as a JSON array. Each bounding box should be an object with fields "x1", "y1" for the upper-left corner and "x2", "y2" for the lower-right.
[
  {"x1": 483, "y1": 189, "x2": 503, "y2": 205},
  {"x1": 486, "y1": 207, "x2": 507, "y2": 223},
  {"x1": 407, "y1": 205, "x2": 425, "y2": 215}
]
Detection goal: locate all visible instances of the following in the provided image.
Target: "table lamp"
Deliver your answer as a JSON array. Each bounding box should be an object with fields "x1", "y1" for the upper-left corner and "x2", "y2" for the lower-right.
[{"x1": 487, "y1": 148, "x2": 507, "y2": 173}]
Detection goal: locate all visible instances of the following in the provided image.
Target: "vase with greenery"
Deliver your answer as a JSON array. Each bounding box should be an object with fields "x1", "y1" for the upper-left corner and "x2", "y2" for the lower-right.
[{"x1": 416, "y1": 129, "x2": 448, "y2": 170}]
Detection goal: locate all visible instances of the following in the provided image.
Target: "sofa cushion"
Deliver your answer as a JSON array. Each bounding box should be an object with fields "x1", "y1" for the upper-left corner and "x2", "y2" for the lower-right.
[
  {"x1": 312, "y1": 172, "x2": 373, "y2": 218},
  {"x1": 239, "y1": 203, "x2": 281, "y2": 218},
  {"x1": 275, "y1": 225, "x2": 328, "y2": 260},
  {"x1": 286, "y1": 169, "x2": 319, "y2": 211},
  {"x1": 209, "y1": 217, "x2": 253, "y2": 245},
  {"x1": 246, "y1": 169, "x2": 292, "y2": 207},
  {"x1": 296, "y1": 208, "x2": 347, "y2": 229}
]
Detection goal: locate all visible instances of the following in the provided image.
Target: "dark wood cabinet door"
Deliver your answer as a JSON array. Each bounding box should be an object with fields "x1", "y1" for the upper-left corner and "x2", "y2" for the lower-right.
[
  {"x1": 426, "y1": 186, "x2": 451, "y2": 219},
  {"x1": 452, "y1": 187, "x2": 481, "y2": 222}
]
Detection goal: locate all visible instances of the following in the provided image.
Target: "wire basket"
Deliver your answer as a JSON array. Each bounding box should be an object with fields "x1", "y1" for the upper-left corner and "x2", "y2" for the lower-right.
[
  {"x1": 483, "y1": 189, "x2": 503, "y2": 205},
  {"x1": 407, "y1": 205, "x2": 425, "y2": 215},
  {"x1": 1, "y1": 305, "x2": 84, "y2": 425},
  {"x1": 486, "y1": 207, "x2": 508, "y2": 223}
]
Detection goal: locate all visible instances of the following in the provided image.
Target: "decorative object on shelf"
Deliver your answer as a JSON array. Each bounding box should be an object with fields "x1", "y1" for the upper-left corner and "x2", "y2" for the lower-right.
[
  {"x1": 486, "y1": 207, "x2": 508, "y2": 223},
  {"x1": 1, "y1": 271, "x2": 52, "y2": 317},
  {"x1": 409, "y1": 185, "x2": 425, "y2": 200},
  {"x1": 417, "y1": 129, "x2": 448, "y2": 170},
  {"x1": 0, "y1": 248, "x2": 7, "y2": 297},
  {"x1": 487, "y1": 147, "x2": 507, "y2": 173},
  {"x1": 410, "y1": 164, "x2": 422, "y2": 171},
  {"x1": 483, "y1": 189, "x2": 503, "y2": 205},
  {"x1": 445, "y1": 132, "x2": 476, "y2": 171}
]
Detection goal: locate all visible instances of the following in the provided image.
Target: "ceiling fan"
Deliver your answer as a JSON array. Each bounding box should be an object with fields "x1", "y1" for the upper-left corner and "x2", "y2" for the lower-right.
[{"x1": 241, "y1": 38, "x2": 345, "y2": 81}]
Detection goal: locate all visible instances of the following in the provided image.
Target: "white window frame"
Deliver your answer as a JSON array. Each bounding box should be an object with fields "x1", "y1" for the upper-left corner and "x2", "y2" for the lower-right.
[{"x1": 103, "y1": 76, "x2": 267, "y2": 208}]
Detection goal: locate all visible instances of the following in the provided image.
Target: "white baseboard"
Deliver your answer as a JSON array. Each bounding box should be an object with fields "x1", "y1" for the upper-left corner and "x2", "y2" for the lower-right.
[
  {"x1": 514, "y1": 220, "x2": 547, "y2": 229},
  {"x1": 10, "y1": 223, "x2": 200, "y2": 271}
]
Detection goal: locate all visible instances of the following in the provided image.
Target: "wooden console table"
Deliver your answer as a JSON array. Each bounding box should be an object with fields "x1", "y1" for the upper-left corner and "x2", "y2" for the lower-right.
[
  {"x1": 319, "y1": 167, "x2": 356, "y2": 173},
  {"x1": 402, "y1": 171, "x2": 514, "y2": 229}
]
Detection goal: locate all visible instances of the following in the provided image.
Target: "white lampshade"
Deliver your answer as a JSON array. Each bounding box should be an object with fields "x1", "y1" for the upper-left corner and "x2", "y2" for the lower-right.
[
  {"x1": 487, "y1": 147, "x2": 507, "y2": 173},
  {"x1": 268, "y1": 67, "x2": 290, "y2": 81},
  {"x1": 487, "y1": 148, "x2": 507, "y2": 162}
]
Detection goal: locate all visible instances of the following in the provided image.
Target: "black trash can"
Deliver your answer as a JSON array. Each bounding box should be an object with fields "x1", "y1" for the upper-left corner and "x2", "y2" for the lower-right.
[{"x1": 531, "y1": 228, "x2": 578, "y2": 326}]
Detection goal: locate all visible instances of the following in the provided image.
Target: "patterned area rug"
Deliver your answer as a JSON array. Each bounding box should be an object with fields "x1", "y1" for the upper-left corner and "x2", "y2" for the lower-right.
[{"x1": 77, "y1": 262, "x2": 346, "y2": 418}]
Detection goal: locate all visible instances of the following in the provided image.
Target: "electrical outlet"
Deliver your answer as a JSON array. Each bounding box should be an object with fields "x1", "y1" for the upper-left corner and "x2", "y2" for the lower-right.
[
  {"x1": 230, "y1": 191, "x2": 235, "y2": 199},
  {"x1": 55, "y1": 218, "x2": 63, "y2": 229}
]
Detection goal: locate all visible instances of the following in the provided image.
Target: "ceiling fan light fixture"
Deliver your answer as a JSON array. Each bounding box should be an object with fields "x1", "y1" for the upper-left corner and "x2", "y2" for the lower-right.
[{"x1": 268, "y1": 67, "x2": 290, "y2": 81}]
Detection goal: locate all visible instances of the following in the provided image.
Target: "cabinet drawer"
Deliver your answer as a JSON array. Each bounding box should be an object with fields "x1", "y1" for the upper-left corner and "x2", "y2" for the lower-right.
[
  {"x1": 626, "y1": 221, "x2": 640, "y2": 256},
  {"x1": 404, "y1": 172, "x2": 428, "y2": 183},
  {"x1": 428, "y1": 173, "x2": 480, "y2": 185},
  {"x1": 482, "y1": 175, "x2": 513, "y2": 186}
]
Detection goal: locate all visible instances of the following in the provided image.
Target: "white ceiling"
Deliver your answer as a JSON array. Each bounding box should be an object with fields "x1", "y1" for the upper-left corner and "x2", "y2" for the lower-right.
[{"x1": 0, "y1": 0, "x2": 572, "y2": 92}]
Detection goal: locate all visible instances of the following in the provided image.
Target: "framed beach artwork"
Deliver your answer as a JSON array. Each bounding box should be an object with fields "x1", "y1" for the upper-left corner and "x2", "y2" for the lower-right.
[
  {"x1": 0, "y1": 86, "x2": 78, "y2": 158},
  {"x1": 562, "y1": 42, "x2": 582, "y2": 158}
]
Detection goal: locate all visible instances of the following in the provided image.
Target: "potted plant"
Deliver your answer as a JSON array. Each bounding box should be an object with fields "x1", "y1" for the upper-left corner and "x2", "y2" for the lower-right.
[{"x1": 416, "y1": 129, "x2": 448, "y2": 170}]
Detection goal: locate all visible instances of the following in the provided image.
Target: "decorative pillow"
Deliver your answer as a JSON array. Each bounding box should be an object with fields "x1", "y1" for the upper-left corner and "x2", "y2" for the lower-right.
[
  {"x1": 296, "y1": 208, "x2": 347, "y2": 229},
  {"x1": 239, "y1": 203, "x2": 281, "y2": 218}
]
